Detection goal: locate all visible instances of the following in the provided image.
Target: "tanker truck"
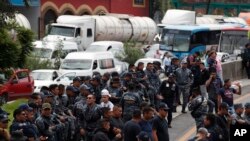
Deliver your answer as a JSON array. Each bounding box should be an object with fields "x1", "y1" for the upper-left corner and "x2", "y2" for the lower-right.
[{"x1": 44, "y1": 14, "x2": 157, "y2": 50}]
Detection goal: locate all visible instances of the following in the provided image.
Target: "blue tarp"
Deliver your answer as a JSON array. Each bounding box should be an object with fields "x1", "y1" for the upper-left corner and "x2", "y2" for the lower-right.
[{"x1": 9, "y1": 0, "x2": 40, "y2": 7}]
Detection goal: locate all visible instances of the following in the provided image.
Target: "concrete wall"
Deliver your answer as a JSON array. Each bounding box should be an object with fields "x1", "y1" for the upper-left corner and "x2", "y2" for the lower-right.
[{"x1": 222, "y1": 59, "x2": 247, "y2": 81}]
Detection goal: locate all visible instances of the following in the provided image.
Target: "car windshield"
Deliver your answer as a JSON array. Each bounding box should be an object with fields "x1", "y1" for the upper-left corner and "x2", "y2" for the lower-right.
[
  {"x1": 32, "y1": 48, "x2": 52, "y2": 58},
  {"x1": 31, "y1": 72, "x2": 53, "y2": 80},
  {"x1": 49, "y1": 26, "x2": 75, "y2": 37},
  {"x1": 61, "y1": 59, "x2": 92, "y2": 70},
  {"x1": 220, "y1": 31, "x2": 248, "y2": 54}
]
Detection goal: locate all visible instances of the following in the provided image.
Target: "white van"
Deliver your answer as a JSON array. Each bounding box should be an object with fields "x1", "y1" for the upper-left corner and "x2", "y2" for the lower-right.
[
  {"x1": 32, "y1": 41, "x2": 78, "y2": 62},
  {"x1": 59, "y1": 52, "x2": 116, "y2": 76}
]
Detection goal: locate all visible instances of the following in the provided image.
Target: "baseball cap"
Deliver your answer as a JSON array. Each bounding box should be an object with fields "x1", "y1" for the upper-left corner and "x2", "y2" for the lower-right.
[
  {"x1": 80, "y1": 84, "x2": 90, "y2": 90},
  {"x1": 18, "y1": 104, "x2": 33, "y2": 111},
  {"x1": 101, "y1": 89, "x2": 111, "y2": 97},
  {"x1": 137, "y1": 131, "x2": 150, "y2": 141},
  {"x1": 43, "y1": 91, "x2": 54, "y2": 97},
  {"x1": 73, "y1": 77, "x2": 81, "y2": 82},
  {"x1": 158, "y1": 102, "x2": 170, "y2": 111},
  {"x1": 198, "y1": 127, "x2": 209, "y2": 137},
  {"x1": 91, "y1": 75, "x2": 101, "y2": 82},
  {"x1": 42, "y1": 103, "x2": 52, "y2": 110},
  {"x1": 0, "y1": 114, "x2": 9, "y2": 122},
  {"x1": 244, "y1": 102, "x2": 250, "y2": 109}
]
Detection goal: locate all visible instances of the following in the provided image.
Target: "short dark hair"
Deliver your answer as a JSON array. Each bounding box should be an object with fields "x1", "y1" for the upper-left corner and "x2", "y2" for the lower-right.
[
  {"x1": 138, "y1": 62, "x2": 144, "y2": 67},
  {"x1": 13, "y1": 108, "x2": 24, "y2": 119},
  {"x1": 224, "y1": 79, "x2": 230, "y2": 84},
  {"x1": 205, "y1": 113, "x2": 216, "y2": 126},
  {"x1": 142, "y1": 106, "x2": 154, "y2": 115},
  {"x1": 30, "y1": 93, "x2": 41, "y2": 99},
  {"x1": 132, "y1": 109, "x2": 141, "y2": 119},
  {"x1": 58, "y1": 84, "x2": 65, "y2": 89},
  {"x1": 101, "y1": 107, "x2": 111, "y2": 115},
  {"x1": 49, "y1": 84, "x2": 58, "y2": 91},
  {"x1": 195, "y1": 51, "x2": 200, "y2": 56},
  {"x1": 40, "y1": 86, "x2": 49, "y2": 92},
  {"x1": 99, "y1": 118, "x2": 110, "y2": 128}
]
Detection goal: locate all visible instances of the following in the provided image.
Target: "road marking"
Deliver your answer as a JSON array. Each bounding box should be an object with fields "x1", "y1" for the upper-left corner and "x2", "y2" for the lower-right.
[{"x1": 177, "y1": 93, "x2": 250, "y2": 141}]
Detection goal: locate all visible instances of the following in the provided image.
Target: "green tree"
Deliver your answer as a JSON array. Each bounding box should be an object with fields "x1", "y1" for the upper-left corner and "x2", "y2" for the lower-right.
[
  {"x1": 0, "y1": 29, "x2": 20, "y2": 68},
  {"x1": 16, "y1": 27, "x2": 34, "y2": 68},
  {"x1": 0, "y1": 0, "x2": 16, "y2": 28},
  {"x1": 118, "y1": 42, "x2": 144, "y2": 65}
]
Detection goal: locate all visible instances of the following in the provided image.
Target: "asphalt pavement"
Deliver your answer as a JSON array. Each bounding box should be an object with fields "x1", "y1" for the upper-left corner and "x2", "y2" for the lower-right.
[{"x1": 169, "y1": 78, "x2": 250, "y2": 141}]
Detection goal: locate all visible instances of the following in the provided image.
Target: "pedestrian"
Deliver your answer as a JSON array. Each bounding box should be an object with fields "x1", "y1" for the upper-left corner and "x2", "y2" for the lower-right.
[
  {"x1": 110, "y1": 105, "x2": 124, "y2": 131},
  {"x1": 93, "y1": 119, "x2": 122, "y2": 141},
  {"x1": 100, "y1": 72, "x2": 111, "y2": 90},
  {"x1": 163, "y1": 52, "x2": 171, "y2": 71},
  {"x1": 216, "y1": 102, "x2": 230, "y2": 141},
  {"x1": 152, "y1": 103, "x2": 170, "y2": 141},
  {"x1": 139, "y1": 106, "x2": 154, "y2": 141},
  {"x1": 243, "y1": 102, "x2": 250, "y2": 125},
  {"x1": 199, "y1": 62, "x2": 210, "y2": 99},
  {"x1": 137, "y1": 131, "x2": 151, "y2": 141},
  {"x1": 188, "y1": 87, "x2": 214, "y2": 130},
  {"x1": 88, "y1": 75, "x2": 102, "y2": 104},
  {"x1": 72, "y1": 76, "x2": 82, "y2": 95},
  {"x1": 218, "y1": 79, "x2": 241, "y2": 114},
  {"x1": 187, "y1": 51, "x2": 200, "y2": 68},
  {"x1": 159, "y1": 73, "x2": 178, "y2": 127},
  {"x1": 0, "y1": 113, "x2": 10, "y2": 141},
  {"x1": 188, "y1": 127, "x2": 209, "y2": 141},
  {"x1": 124, "y1": 109, "x2": 142, "y2": 141},
  {"x1": 107, "y1": 78, "x2": 123, "y2": 105},
  {"x1": 241, "y1": 42, "x2": 250, "y2": 79},
  {"x1": 203, "y1": 113, "x2": 224, "y2": 141},
  {"x1": 175, "y1": 60, "x2": 193, "y2": 113},
  {"x1": 100, "y1": 89, "x2": 114, "y2": 111},
  {"x1": 205, "y1": 68, "x2": 222, "y2": 113},
  {"x1": 231, "y1": 103, "x2": 247, "y2": 125},
  {"x1": 165, "y1": 58, "x2": 179, "y2": 76}
]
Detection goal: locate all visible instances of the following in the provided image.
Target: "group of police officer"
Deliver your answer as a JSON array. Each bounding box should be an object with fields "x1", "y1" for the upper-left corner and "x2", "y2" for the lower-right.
[{"x1": 0, "y1": 48, "x2": 250, "y2": 141}]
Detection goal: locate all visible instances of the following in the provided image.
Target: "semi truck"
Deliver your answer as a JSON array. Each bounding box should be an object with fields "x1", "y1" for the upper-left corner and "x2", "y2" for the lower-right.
[{"x1": 44, "y1": 14, "x2": 157, "y2": 50}]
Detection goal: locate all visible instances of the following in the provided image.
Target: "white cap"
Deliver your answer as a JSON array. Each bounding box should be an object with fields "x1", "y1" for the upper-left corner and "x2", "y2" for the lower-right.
[{"x1": 101, "y1": 89, "x2": 111, "y2": 97}]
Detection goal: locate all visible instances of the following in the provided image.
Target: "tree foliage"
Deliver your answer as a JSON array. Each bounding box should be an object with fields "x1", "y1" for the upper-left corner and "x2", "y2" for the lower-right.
[
  {"x1": 0, "y1": 29, "x2": 20, "y2": 68},
  {"x1": 0, "y1": 0, "x2": 16, "y2": 28},
  {"x1": 118, "y1": 42, "x2": 145, "y2": 65},
  {"x1": 16, "y1": 27, "x2": 34, "y2": 68}
]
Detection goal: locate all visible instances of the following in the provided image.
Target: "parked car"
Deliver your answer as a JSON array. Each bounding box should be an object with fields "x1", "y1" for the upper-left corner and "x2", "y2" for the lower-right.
[
  {"x1": 0, "y1": 69, "x2": 34, "y2": 105},
  {"x1": 31, "y1": 69, "x2": 76, "y2": 93}
]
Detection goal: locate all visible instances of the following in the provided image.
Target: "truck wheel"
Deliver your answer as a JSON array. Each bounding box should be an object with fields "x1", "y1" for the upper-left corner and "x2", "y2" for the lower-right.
[{"x1": 0, "y1": 93, "x2": 8, "y2": 106}]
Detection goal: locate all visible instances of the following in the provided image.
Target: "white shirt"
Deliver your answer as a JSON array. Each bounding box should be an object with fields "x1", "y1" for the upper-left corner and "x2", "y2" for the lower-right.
[
  {"x1": 100, "y1": 101, "x2": 114, "y2": 111},
  {"x1": 163, "y1": 57, "x2": 171, "y2": 66}
]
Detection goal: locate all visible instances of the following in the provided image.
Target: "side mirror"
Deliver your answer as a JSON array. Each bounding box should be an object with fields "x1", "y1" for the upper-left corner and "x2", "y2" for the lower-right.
[{"x1": 11, "y1": 79, "x2": 18, "y2": 84}]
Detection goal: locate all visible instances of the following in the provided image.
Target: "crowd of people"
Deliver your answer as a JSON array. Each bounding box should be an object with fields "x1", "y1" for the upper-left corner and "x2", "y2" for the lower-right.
[{"x1": 0, "y1": 44, "x2": 250, "y2": 141}]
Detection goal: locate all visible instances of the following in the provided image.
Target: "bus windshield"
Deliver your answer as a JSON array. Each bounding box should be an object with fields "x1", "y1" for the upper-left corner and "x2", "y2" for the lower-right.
[
  {"x1": 220, "y1": 31, "x2": 249, "y2": 54},
  {"x1": 160, "y1": 29, "x2": 191, "y2": 52}
]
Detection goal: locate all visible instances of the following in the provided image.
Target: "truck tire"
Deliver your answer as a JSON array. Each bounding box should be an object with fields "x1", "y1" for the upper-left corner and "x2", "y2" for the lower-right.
[{"x1": 0, "y1": 93, "x2": 8, "y2": 106}]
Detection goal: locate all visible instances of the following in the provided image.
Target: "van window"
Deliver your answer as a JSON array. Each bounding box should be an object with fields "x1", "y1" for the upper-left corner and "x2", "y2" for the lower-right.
[
  {"x1": 99, "y1": 59, "x2": 115, "y2": 69},
  {"x1": 87, "y1": 28, "x2": 92, "y2": 37}
]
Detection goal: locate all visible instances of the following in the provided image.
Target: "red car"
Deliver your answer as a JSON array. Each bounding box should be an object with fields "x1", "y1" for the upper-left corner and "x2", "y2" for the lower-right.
[{"x1": 0, "y1": 69, "x2": 34, "y2": 105}]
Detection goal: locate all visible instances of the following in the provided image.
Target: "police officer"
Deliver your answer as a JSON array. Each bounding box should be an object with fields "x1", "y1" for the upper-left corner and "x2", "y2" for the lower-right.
[
  {"x1": 145, "y1": 63, "x2": 161, "y2": 92},
  {"x1": 88, "y1": 75, "x2": 102, "y2": 104},
  {"x1": 188, "y1": 88, "x2": 213, "y2": 130},
  {"x1": 81, "y1": 94, "x2": 102, "y2": 141},
  {"x1": 120, "y1": 82, "x2": 141, "y2": 122},
  {"x1": 244, "y1": 102, "x2": 250, "y2": 125},
  {"x1": 36, "y1": 103, "x2": 64, "y2": 141},
  {"x1": 136, "y1": 62, "x2": 148, "y2": 86},
  {"x1": 10, "y1": 108, "x2": 37, "y2": 141},
  {"x1": 242, "y1": 43, "x2": 250, "y2": 79},
  {"x1": 165, "y1": 58, "x2": 179, "y2": 76},
  {"x1": 100, "y1": 72, "x2": 111, "y2": 90},
  {"x1": 159, "y1": 73, "x2": 177, "y2": 127},
  {"x1": 107, "y1": 78, "x2": 123, "y2": 105},
  {"x1": 175, "y1": 60, "x2": 193, "y2": 113}
]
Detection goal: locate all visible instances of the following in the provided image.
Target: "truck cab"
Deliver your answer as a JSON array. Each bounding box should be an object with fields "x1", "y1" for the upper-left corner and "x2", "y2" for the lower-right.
[{"x1": 0, "y1": 69, "x2": 34, "y2": 105}]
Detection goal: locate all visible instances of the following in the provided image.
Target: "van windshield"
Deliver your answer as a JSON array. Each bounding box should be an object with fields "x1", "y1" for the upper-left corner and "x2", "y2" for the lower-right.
[
  {"x1": 61, "y1": 59, "x2": 92, "y2": 70},
  {"x1": 32, "y1": 48, "x2": 52, "y2": 58}
]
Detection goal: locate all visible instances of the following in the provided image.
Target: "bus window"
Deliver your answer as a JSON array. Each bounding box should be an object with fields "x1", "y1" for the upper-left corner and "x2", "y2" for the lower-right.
[{"x1": 173, "y1": 34, "x2": 190, "y2": 52}]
